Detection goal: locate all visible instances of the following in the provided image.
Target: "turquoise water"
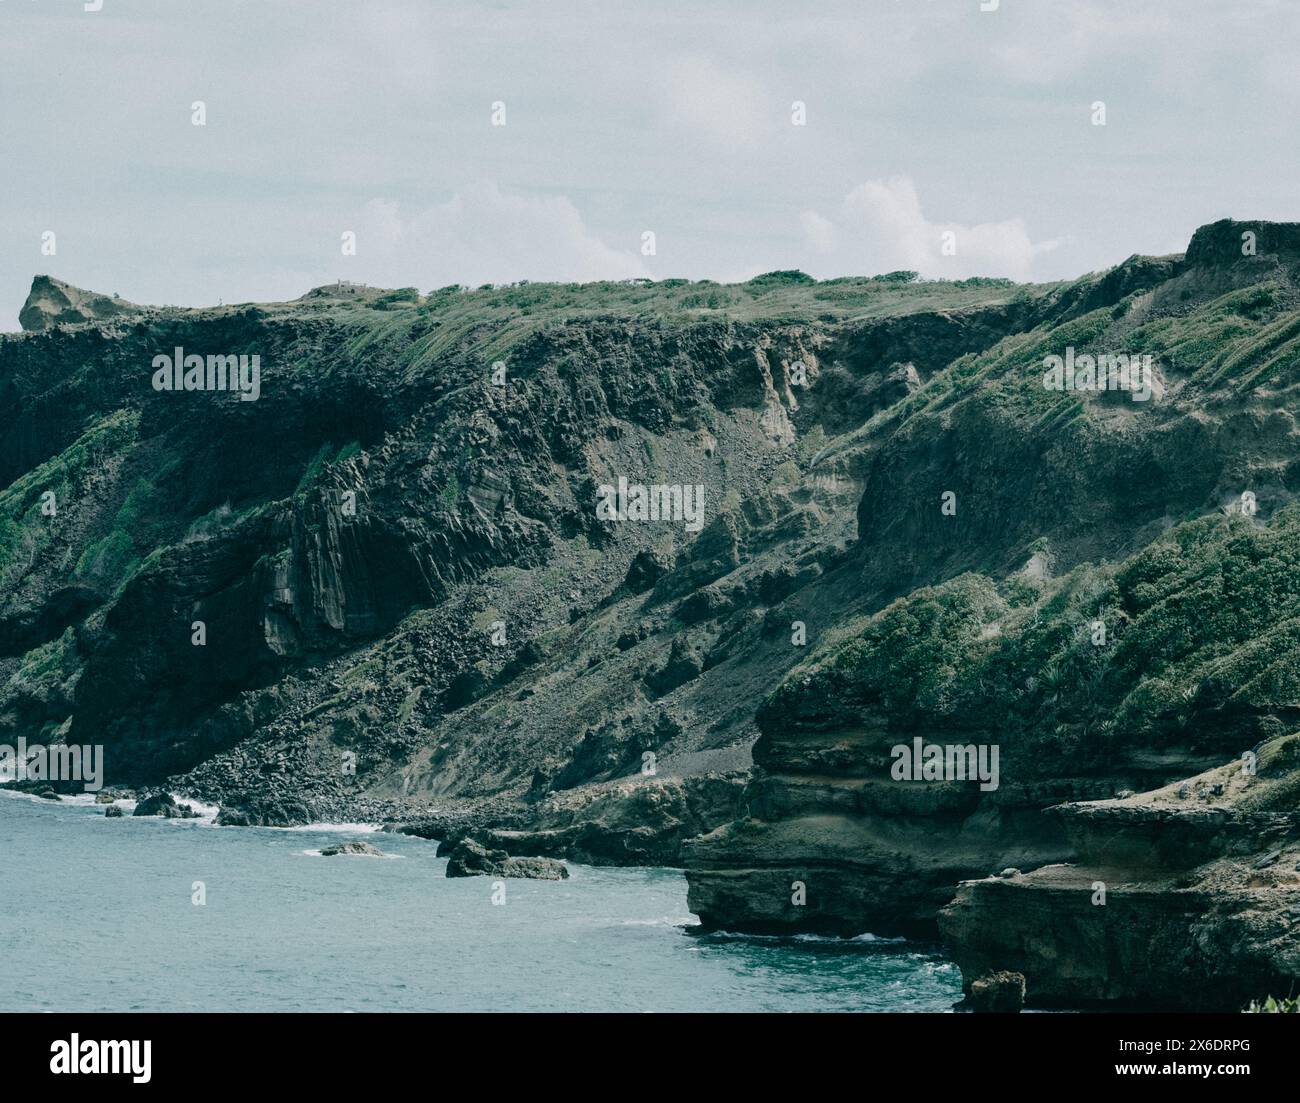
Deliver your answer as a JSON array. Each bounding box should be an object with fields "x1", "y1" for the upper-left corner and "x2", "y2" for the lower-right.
[{"x1": 1, "y1": 791, "x2": 960, "y2": 1012}]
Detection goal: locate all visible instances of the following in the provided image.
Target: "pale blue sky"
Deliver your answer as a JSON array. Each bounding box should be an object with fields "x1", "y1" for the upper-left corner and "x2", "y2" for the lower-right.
[{"x1": 2, "y1": 0, "x2": 1298, "y2": 330}]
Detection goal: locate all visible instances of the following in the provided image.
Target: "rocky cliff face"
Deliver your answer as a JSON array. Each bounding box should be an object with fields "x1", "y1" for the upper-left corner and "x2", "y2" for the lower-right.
[
  {"x1": 1, "y1": 269, "x2": 1067, "y2": 834},
  {"x1": 4, "y1": 223, "x2": 1300, "y2": 1006},
  {"x1": 938, "y1": 736, "x2": 1300, "y2": 1010},
  {"x1": 681, "y1": 220, "x2": 1300, "y2": 1006},
  {"x1": 17, "y1": 276, "x2": 138, "y2": 333}
]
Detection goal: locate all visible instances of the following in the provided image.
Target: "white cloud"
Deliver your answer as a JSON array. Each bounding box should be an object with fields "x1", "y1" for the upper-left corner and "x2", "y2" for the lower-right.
[
  {"x1": 801, "y1": 177, "x2": 1062, "y2": 281},
  {"x1": 799, "y1": 210, "x2": 836, "y2": 255},
  {"x1": 350, "y1": 182, "x2": 651, "y2": 290}
]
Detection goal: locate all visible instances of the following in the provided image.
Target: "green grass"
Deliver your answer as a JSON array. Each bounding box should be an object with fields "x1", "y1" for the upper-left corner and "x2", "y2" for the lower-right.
[
  {"x1": 9, "y1": 627, "x2": 79, "y2": 701},
  {"x1": 767, "y1": 504, "x2": 1300, "y2": 769},
  {"x1": 0, "y1": 410, "x2": 141, "y2": 591},
  {"x1": 288, "y1": 268, "x2": 1069, "y2": 383}
]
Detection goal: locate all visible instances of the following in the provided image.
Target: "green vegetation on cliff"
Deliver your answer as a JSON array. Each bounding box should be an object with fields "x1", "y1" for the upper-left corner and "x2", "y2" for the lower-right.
[{"x1": 767, "y1": 503, "x2": 1300, "y2": 771}]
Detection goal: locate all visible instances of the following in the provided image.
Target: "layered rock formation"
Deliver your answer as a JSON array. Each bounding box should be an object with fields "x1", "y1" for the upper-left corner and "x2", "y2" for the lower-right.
[
  {"x1": 681, "y1": 220, "x2": 1300, "y2": 1005},
  {"x1": 939, "y1": 736, "x2": 1300, "y2": 1009}
]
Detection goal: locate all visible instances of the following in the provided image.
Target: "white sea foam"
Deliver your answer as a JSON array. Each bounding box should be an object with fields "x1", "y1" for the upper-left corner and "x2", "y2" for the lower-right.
[
  {"x1": 0, "y1": 787, "x2": 49, "y2": 805},
  {"x1": 50, "y1": 792, "x2": 101, "y2": 807},
  {"x1": 701, "y1": 928, "x2": 909, "y2": 945},
  {"x1": 283, "y1": 821, "x2": 383, "y2": 833},
  {"x1": 168, "y1": 794, "x2": 220, "y2": 822},
  {"x1": 0, "y1": 787, "x2": 130, "y2": 809},
  {"x1": 621, "y1": 915, "x2": 700, "y2": 928},
  {"x1": 300, "y1": 847, "x2": 401, "y2": 859}
]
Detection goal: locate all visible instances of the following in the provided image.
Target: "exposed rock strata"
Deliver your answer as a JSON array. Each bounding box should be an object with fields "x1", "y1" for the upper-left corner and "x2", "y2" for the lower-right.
[{"x1": 939, "y1": 736, "x2": 1300, "y2": 1009}]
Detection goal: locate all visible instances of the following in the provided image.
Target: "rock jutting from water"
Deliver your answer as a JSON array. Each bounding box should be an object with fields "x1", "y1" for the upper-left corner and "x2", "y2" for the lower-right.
[{"x1": 442, "y1": 838, "x2": 569, "y2": 880}]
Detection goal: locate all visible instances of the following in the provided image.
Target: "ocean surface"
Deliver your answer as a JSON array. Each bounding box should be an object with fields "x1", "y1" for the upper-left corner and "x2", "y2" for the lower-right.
[{"x1": 1, "y1": 790, "x2": 961, "y2": 1012}]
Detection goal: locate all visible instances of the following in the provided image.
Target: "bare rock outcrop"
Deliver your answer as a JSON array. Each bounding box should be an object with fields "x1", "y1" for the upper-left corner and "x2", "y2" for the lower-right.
[
  {"x1": 938, "y1": 736, "x2": 1300, "y2": 1010},
  {"x1": 443, "y1": 837, "x2": 569, "y2": 880},
  {"x1": 19, "y1": 276, "x2": 138, "y2": 332}
]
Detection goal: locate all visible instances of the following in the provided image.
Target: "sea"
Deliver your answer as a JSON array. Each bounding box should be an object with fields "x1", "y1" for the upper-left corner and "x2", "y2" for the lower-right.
[{"x1": 1, "y1": 789, "x2": 960, "y2": 1012}]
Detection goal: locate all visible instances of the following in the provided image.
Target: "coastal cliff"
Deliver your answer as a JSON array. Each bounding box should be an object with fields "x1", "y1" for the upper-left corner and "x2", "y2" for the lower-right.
[
  {"x1": 682, "y1": 220, "x2": 1300, "y2": 1006},
  {"x1": 4, "y1": 222, "x2": 1300, "y2": 1006}
]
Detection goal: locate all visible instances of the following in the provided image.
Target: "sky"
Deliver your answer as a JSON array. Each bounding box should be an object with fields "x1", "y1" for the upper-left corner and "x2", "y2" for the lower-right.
[{"x1": 2, "y1": 0, "x2": 1299, "y2": 330}]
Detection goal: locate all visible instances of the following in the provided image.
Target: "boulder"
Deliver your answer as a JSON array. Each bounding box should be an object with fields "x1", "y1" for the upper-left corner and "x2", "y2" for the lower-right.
[
  {"x1": 104, "y1": 805, "x2": 124, "y2": 818},
  {"x1": 444, "y1": 838, "x2": 569, "y2": 880},
  {"x1": 966, "y1": 971, "x2": 1026, "y2": 1013},
  {"x1": 133, "y1": 793, "x2": 198, "y2": 818},
  {"x1": 320, "y1": 840, "x2": 385, "y2": 857},
  {"x1": 215, "y1": 797, "x2": 314, "y2": 826},
  {"x1": 624, "y1": 548, "x2": 673, "y2": 593}
]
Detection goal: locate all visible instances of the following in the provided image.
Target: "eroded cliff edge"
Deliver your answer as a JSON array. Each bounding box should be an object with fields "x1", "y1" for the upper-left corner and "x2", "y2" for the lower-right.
[{"x1": 938, "y1": 736, "x2": 1300, "y2": 1010}]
